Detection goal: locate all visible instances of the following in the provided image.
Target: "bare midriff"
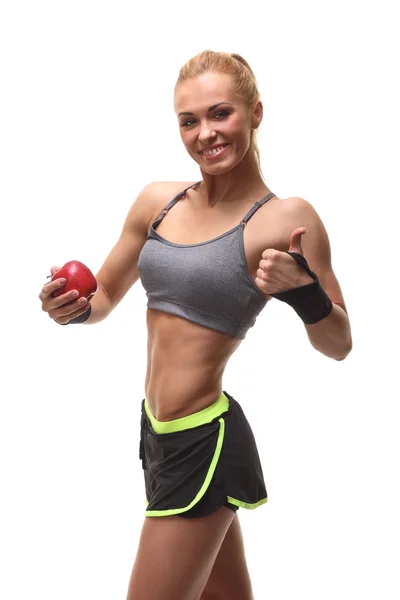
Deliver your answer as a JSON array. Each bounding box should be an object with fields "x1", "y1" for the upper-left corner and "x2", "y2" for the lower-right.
[{"x1": 144, "y1": 308, "x2": 242, "y2": 421}]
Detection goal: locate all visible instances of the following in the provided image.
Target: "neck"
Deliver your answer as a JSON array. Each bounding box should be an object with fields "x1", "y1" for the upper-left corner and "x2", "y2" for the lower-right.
[{"x1": 197, "y1": 149, "x2": 270, "y2": 208}]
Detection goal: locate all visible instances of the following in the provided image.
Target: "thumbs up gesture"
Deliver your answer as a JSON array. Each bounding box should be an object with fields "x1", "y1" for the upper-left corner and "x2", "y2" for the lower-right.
[{"x1": 255, "y1": 227, "x2": 314, "y2": 300}]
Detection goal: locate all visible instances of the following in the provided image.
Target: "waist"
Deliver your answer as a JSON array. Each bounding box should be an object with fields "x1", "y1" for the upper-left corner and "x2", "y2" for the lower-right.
[
  {"x1": 144, "y1": 309, "x2": 240, "y2": 420},
  {"x1": 143, "y1": 391, "x2": 231, "y2": 433}
]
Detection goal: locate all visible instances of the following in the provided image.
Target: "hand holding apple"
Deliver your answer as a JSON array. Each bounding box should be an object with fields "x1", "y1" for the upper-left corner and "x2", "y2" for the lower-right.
[
  {"x1": 39, "y1": 261, "x2": 97, "y2": 324},
  {"x1": 51, "y1": 260, "x2": 97, "y2": 303}
]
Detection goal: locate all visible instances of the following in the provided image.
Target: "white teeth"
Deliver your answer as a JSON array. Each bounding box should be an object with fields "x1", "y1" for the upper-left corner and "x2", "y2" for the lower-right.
[{"x1": 203, "y1": 145, "x2": 225, "y2": 156}]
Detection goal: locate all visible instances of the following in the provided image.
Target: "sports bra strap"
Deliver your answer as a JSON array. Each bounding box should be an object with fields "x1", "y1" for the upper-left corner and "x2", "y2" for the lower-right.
[
  {"x1": 241, "y1": 192, "x2": 276, "y2": 226},
  {"x1": 157, "y1": 185, "x2": 275, "y2": 225},
  {"x1": 160, "y1": 181, "x2": 202, "y2": 216}
]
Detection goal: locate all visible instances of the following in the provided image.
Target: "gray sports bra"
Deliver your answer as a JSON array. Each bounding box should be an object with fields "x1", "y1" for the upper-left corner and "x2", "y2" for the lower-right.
[{"x1": 137, "y1": 182, "x2": 276, "y2": 339}]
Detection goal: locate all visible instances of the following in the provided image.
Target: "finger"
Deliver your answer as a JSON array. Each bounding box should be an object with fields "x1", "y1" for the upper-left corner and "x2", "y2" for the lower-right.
[
  {"x1": 261, "y1": 248, "x2": 280, "y2": 261},
  {"x1": 254, "y1": 276, "x2": 272, "y2": 300},
  {"x1": 44, "y1": 289, "x2": 81, "y2": 310},
  {"x1": 288, "y1": 227, "x2": 308, "y2": 255},
  {"x1": 256, "y1": 267, "x2": 268, "y2": 282},
  {"x1": 50, "y1": 298, "x2": 89, "y2": 323},
  {"x1": 39, "y1": 276, "x2": 67, "y2": 301},
  {"x1": 258, "y1": 258, "x2": 273, "y2": 271},
  {"x1": 45, "y1": 266, "x2": 61, "y2": 282}
]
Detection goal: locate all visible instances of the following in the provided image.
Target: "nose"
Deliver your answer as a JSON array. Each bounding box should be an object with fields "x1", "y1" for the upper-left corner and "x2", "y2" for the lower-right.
[{"x1": 198, "y1": 121, "x2": 217, "y2": 144}]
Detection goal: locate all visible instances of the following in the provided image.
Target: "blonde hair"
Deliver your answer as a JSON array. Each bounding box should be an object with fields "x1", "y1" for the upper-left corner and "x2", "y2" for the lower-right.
[{"x1": 175, "y1": 50, "x2": 262, "y2": 175}]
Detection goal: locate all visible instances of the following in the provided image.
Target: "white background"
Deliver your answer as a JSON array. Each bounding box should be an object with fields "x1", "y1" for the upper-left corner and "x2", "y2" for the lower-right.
[{"x1": 1, "y1": 1, "x2": 399, "y2": 598}]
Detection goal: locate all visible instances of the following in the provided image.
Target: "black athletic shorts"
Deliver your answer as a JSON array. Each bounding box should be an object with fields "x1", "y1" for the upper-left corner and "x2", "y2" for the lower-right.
[{"x1": 139, "y1": 390, "x2": 267, "y2": 518}]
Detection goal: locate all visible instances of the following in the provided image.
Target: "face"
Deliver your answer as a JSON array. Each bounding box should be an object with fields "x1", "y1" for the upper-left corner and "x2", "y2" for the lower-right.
[{"x1": 174, "y1": 72, "x2": 262, "y2": 174}]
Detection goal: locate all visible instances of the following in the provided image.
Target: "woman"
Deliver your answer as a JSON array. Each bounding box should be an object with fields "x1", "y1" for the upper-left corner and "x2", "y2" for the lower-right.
[{"x1": 39, "y1": 50, "x2": 352, "y2": 600}]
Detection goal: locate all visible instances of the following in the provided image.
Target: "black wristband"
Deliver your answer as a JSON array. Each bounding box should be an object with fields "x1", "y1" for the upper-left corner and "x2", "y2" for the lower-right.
[
  {"x1": 57, "y1": 304, "x2": 92, "y2": 326},
  {"x1": 271, "y1": 252, "x2": 333, "y2": 324}
]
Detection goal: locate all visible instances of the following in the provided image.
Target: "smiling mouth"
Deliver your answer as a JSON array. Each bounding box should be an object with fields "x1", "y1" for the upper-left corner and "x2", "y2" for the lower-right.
[{"x1": 200, "y1": 144, "x2": 229, "y2": 158}]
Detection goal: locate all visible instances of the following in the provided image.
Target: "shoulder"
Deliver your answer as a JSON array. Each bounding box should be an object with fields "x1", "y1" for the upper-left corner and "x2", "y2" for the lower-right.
[
  {"x1": 128, "y1": 181, "x2": 198, "y2": 230},
  {"x1": 267, "y1": 195, "x2": 327, "y2": 244},
  {"x1": 280, "y1": 195, "x2": 332, "y2": 271},
  {"x1": 279, "y1": 195, "x2": 320, "y2": 224},
  {"x1": 137, "y1": 180, "x2": 197, "y2": 210},
  {"x1": 277, "y1": 195, "x2": 330, "y2": 241},
  {"x1": 140, "y1": 180, "x2": 198, "y2": 198}
]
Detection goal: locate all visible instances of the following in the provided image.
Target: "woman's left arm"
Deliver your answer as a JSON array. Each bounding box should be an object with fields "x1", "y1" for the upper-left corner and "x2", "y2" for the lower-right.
[{"x1": 286, "y1": 197, "x2": 352, "y2": 361}]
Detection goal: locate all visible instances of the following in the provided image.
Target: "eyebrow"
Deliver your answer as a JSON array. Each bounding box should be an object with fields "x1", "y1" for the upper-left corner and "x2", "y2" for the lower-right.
[{"x1": 177, "y1": 102, "x2": 233, "y2": 118}]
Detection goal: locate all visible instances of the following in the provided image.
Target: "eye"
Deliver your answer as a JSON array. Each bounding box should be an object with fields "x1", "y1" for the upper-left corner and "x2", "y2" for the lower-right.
[
  {"x1": 180, "y1": 110, "x2": 230, "y2": 128},
  {"x1": 215, "y1": 110, "x2": 229, "y2": 119}
]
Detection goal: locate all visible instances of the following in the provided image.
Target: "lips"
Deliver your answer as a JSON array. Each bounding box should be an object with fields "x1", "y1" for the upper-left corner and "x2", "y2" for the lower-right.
[{"x1": 200, "y1": 143, "x2": 229, "y2": 156}]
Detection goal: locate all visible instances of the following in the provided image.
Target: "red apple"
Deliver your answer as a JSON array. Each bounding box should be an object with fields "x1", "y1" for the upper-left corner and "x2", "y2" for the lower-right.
[{"x1": 51, "y1": 260, "x2": 97, "y2": 305}]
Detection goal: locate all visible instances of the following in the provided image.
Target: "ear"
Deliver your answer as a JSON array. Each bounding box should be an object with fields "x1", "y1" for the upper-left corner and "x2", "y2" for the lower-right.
[{"x1": 251, "y1": 100, "x2": 263, "y2": 129}]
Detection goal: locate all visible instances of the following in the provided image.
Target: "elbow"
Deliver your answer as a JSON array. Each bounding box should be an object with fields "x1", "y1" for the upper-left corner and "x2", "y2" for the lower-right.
[{"x1": 334, "y1": 341, "x2": 353, "y2": 361}]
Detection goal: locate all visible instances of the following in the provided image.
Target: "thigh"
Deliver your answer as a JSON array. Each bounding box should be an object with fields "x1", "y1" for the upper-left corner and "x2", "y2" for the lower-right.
[
  {"x1": 201, "y1": 513, "x2": 254, "y2": 600},
  {"x1": 126, "y1": 505, "x2": 235, "y2": 600}
]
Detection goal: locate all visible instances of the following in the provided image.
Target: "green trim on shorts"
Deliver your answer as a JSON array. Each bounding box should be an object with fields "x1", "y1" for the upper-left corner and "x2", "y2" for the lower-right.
[
  {"x1": 145, "y1": 493, "x2": 268, "y2": 513},
  {"x1": 145, "y1": 417, "x2": 226, "y2": 517},
  {"x1": 144, "y1": 391, "x2": 229, "y2": 434},
  {"x1": 227, "y1": 496, "x2": 268, "y2": 509}
]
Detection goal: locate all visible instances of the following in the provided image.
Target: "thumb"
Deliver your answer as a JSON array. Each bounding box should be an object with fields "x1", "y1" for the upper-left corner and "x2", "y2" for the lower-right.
[
  {"x1": 288, "y1": 227, "x2": 308, "y2": 255},
  {"x1": 47, "y1": 265, "x2": 60, "y2": 280}
]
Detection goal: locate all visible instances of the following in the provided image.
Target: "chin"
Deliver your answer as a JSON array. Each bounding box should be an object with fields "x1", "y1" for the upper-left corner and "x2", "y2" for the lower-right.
[
  {"x1": 187, "y1": 153, "x2": 237, "y2": 175},
  {"x1": 203, "y1": 164, "x2": 236, "y2": 176}
]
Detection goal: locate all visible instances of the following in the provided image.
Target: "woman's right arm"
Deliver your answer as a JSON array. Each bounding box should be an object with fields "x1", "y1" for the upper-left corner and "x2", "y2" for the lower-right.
[{"x1": 40, "y1": 183, "x2": 159, "y2": 325}]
